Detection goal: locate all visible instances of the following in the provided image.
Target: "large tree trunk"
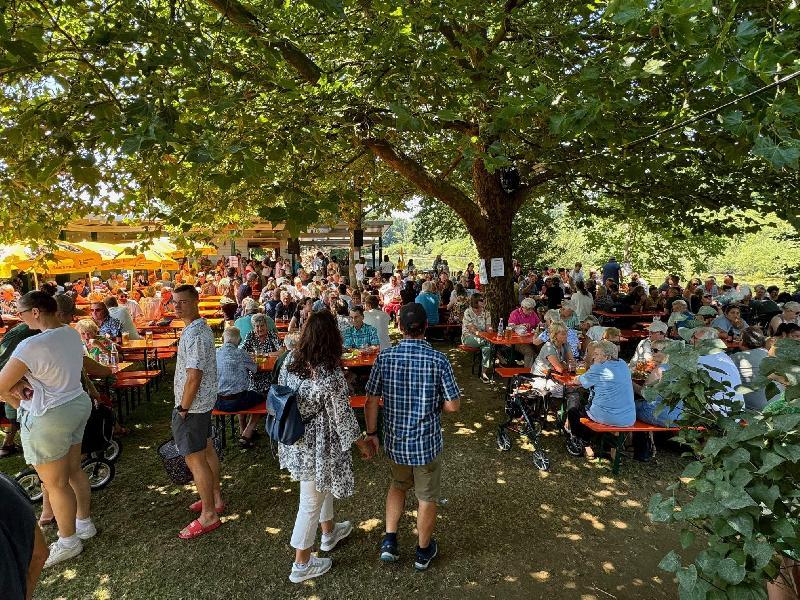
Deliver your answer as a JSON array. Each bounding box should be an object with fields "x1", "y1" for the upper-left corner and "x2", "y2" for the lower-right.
[{"x1": 462, "y1": 159, "x2": 517, "y2": 326}]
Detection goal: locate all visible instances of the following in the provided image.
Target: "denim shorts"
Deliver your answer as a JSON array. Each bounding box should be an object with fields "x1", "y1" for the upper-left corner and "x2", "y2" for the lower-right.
[{"x1": 19, "y1": 393, "x2": 91, "y2": 465}]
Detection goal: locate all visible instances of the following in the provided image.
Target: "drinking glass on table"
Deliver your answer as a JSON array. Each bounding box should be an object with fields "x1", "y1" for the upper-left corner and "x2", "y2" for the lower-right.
[{"x1": 145, "y1": 330, "x2": 153, "y2": 344}]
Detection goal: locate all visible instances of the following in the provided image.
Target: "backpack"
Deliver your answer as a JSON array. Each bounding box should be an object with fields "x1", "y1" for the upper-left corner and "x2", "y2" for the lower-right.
[{"x1": 265, "y1": 382, "x2": 321, "y2": 446}]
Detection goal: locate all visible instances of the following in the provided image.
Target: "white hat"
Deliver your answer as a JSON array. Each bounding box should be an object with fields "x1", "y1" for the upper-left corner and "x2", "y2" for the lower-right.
[{"x1": 647, "y1": 320, "x2": 668, "y2": 333}]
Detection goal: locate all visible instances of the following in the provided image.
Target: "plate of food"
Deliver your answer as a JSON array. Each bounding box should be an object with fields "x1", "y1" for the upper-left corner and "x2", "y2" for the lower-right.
[{"x1": 341, "y1": 350, "x2": 360, "y2": 360}]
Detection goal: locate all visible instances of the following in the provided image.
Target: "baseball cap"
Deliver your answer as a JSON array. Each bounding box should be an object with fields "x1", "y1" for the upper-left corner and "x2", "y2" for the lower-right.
[
  {"x1": 398, "y1": 303, "x2": 427, "y2": 333},
  {"x1": 647, "y1": 320, "x2": 668, "y2": 333}
]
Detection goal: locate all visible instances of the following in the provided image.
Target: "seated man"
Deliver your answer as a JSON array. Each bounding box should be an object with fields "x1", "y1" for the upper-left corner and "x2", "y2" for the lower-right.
[
  {"x1": 274, "y1": 291, "x2": 296, "y2": 322},
  {"x1": 629, "y1": 319, "x2": 668, "y2": 365},
  {"x1": 681, "y1": 326, "x2": 745, "y2": 414},
  {"x1": 363, "y1": 295, "x2": 391, "y2": 351},
  {"x1": 215, "y1": 327, "x2": 264, "y2": 449},
  {"x1": 343, "y1": 306, "x2": 380, "y2": 350},
  {"x1": 104, "y1": 296, "x2": 140, "y2": 340}
]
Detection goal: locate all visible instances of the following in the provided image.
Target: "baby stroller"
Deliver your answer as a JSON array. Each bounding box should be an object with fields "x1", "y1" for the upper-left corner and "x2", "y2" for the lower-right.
[
  {"x1": 15, "y1": 403, "x2": 119, "y2": 503},
  {"x1": 496, "y1": 374, "x2": 552, "y2": 471}
]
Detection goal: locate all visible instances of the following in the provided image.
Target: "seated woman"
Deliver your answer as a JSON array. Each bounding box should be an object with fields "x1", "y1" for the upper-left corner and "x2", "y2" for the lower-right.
[
  {"x1": 567, "y1": 340, "x2": 636, "y2": 459},
  {"x1": 461, "y1": 293, "x2": 494, "y2": 383},
  {"x1": 667, "y1": 299, "x2": 694, "y2": 334},
  {"x1": 619, "y1": 285, "x2": 648, "y2": 312},
  {"x1": 508, "y1": 298, "x2": 541, "y2": 368},
  {"x1": 447, "y1": 284, "x2": 470, "y2": 325},
  {"x1": 767, "y1": 301, "x2": 800, "y2": 337},
  {"x1": 530, "y1": 322, "x2": 574, "y2": 401},
  {"x1": 634, "y1": 340, "x2": 683, "y2": 426},
  {"x1": 711, "y1": 304, "x2": 749, "y2": 339}
]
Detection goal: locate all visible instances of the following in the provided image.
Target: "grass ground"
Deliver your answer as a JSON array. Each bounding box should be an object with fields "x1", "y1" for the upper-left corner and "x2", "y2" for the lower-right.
[{"x1": 0, "y1": 340, "x2": 686, "y2": 600}]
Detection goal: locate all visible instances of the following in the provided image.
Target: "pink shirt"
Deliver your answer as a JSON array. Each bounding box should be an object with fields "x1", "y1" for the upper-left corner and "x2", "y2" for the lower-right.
[{"x1": 508, "y1": 307, "x2": 540, "y2": 330}]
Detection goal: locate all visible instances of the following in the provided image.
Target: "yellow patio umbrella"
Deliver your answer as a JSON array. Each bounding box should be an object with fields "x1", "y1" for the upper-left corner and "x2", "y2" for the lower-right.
[
  {"x1": 151, "y1": 238, "x2": 216, "y2": 259},
  {"x1": 113, "y1": 245, "x2": 179, "y2": 271},
  {"x1": 78, "y1": 241, "x2": 149, "y2": 270},
  {"x1": 6, "y1": 242, "x2": 103, "y2": 275}
]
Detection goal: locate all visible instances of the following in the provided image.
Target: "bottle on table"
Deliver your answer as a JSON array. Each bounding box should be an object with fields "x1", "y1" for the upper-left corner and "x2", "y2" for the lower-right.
[{"x1": 497, "y1": 318, "x2": 505, "y2": 338}]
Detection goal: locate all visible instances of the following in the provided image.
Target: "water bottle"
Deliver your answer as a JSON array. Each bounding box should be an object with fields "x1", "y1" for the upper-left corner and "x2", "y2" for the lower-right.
[
  {"x1": 109, "y1": 342, "x2": 119, "y2": 369},
  {"x1": 497, "y1": 318, "x2": 505, "y2": 337}
]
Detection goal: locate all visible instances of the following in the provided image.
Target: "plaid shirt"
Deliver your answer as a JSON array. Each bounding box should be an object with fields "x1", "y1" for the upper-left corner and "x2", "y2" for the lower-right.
[
  {"x1": 343, "y1": 323, "x2": 379, "y2": 349},
  {"x1": 365, "y1": 339, "x2": 460, "y2": 466}
]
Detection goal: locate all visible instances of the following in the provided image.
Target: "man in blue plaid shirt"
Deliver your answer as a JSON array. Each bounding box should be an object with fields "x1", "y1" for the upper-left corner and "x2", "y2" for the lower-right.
[
  {"x1": 343, "y1": 306, "x2": 380, "y2": 349},
  {"x1": 364, "y1": 303, "x2": 460, "y2": 571}
]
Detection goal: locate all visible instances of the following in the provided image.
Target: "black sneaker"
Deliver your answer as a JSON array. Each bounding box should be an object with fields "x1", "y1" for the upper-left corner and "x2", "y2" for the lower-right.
[
  {"x1": 414, "y1": 539, "x2": 438, "y2": 571},
  {"x1": 380, "y1": 535, "x2": 400, "y2": 562}
]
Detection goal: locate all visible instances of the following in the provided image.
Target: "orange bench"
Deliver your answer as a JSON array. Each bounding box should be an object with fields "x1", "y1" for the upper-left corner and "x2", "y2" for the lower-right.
[
  {"x1": 580, "y1": 418, "x2": 691, "y2": 474},
  {"x1": 348, "y1": 395, "x2": 384, "y2": 409},
  {"x1": 458, "y1": 344, "x2": 481, "y2": 375}
]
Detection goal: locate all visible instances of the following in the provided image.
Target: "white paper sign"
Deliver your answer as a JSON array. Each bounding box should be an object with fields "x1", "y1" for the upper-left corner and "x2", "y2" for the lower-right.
[
  {"x1": 228, "y1": 255, "x2": 239, "y2": 268},
  {"x1": 479, "y1": 260, "x2": 488, "y2": 284},
  {"x1": 490, "y1": 257, "x2": 504, "y2": 278}
]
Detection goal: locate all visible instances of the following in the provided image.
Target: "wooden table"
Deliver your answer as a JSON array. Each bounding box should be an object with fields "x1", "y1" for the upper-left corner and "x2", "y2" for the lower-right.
[
  {"x1": 343, "y1": 351, "x2": 378, "y2": 369},
  {"x1": 255, "y1": 353, "x2": 281, "y2": 372},
  {"x1": 198, "y1": 300, "x2": 220, "y2": 308},
  {"x1": 112, "y1": 361, "x2": 134, "y2": 373},
  {"x1": 551, "y1": 372, "x2": 583, "y2": 387},
  {"x1": 1, "y1": 316, "x2": 21, "y2": 328},
  {"x1": 593, "y1": 309, "x2": 666, "y2": 320},
  {"x1": 200, "y1": 295, "x2": 223, "y2": 302},
  {"x1": 122, "y1": 339, "x2": 177, "y2": 350},
  {"x1": 477, "y1": 331, "x2": 538, "y2": 346}
]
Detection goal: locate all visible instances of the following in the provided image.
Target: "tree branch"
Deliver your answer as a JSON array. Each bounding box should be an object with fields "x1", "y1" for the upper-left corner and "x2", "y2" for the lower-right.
[
  {"x1": 203, "y1": 0, "x2": 322, "y2": 84},
  {"x1": 362, "y1": 137, "x2": 482, "y2": 225}
]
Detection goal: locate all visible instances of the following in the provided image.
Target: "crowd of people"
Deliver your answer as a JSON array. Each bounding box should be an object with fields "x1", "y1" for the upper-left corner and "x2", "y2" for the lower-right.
[{"x1": 1, "y1": 248, "x2": 798, "y2": 594}]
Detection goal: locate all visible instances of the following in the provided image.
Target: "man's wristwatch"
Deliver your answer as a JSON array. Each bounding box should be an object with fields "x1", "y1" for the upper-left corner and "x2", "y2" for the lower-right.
[
  {"x1": 177, "y1": 407, "x2": 189, "y2": 413},
  {"x1": 365, "y1": 430, "x2": 378, "y2": 438}
]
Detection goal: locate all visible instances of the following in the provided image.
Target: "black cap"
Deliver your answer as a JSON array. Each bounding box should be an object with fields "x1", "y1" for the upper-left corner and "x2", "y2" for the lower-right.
[{"x1": 399, "y1": 303, "x2": 427, "y2": 334}]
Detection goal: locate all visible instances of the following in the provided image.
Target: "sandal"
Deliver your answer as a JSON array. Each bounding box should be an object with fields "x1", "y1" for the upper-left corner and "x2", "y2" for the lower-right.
[
  {"x1": 178, "y1": 518, "x2": 221, "y2": 540},
  {"x1": 238, "y1": 436, "x2": 254, "y2": 449},
  {"x1": 188, "y1": 500, "x2": 226, "y2": 514}
]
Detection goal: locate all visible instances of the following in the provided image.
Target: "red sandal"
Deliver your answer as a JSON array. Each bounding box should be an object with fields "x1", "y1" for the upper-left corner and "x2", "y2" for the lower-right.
[
  {"x1": 188, "y1": 500, "x2": 226, "y2": 514},
  {"x1": 178, "y1": 518, "x2": 221, "y2": 540}
]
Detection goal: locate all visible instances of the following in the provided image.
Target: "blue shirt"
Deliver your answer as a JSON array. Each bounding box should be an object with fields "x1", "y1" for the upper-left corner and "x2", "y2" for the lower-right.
[
  {"x1": 234, "y1": 315, "x2": 253, "y2": 343},
  {"x1": 415, "y1": 291, "x2": 441, "y2": 325},
  {"x1": 365, "y1": 339, "x2": 460, "y2": 465},
  {"x1": 537, "y1": 329, "x2": 581, "y2": 358},
  {"x1": 343, "y1": 323, "x2": 379, "y2": 349},
  {"x1": 578, "y1": 359, "x2": 636, "y2": 427},
  {"x1": 215, "y1": 342, "x2": 256, "y2": 395},
  {"x1": 602, "y1": 261, "x2": 621, "y2": 284}
]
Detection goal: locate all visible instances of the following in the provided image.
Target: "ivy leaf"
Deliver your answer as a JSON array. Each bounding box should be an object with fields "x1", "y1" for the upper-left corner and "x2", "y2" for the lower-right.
[
  {"x1": 680, "y1": 529, "x2": 696, "y2": 549},
  {"x1": 682, "y1": 461, "x2": 703, "y2": 478},
  {"x1": 677, "y1": 564, "x2": 698, "y2": 593},
  {"x1": 756, "y1": 451, "x2": 785, "y2": 474},
  {"x1": 716, "y1": 558, "x2": 746, "y2": 585},
  {"x1": 727, "y1": 514, "x2": 753, "y2": 537},
  {"x1": 743, "y1": 540, "x2": 773, "y2": 570},
  {"x1": 658, "y1": 550, "x2": 682, "y2": 573}
]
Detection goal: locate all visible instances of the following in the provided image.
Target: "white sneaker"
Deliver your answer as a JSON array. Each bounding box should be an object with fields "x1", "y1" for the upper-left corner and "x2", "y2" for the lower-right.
[
  {"x1": 44, "y1": 538, "x2": 83, "y2": 568},
  {"x1": 289, "y1": 556, "x2": 332, "y2": 583},
  {"x1": 76, "y1": 520, "x2": 97, "y2": 540},
  {"x1": 320, "y1": 521, "x2": 353, "y2": 552}
]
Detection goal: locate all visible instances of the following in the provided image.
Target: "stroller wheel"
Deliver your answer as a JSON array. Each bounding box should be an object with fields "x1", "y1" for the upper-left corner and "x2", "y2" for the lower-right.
[
  {"x1": 531, "y1": 449, "x2": 550, "y2": 471},
  {"x1": 82, "y1": 458, "x2": 115, "y2": 491},
  {"x1": 496, "y1": 428, "x2": 512, "y2": 452},
  {"x1": 103, "y1": 438, "x2": 122, "y2": 462},
  {"x1": 565, "y1": 434, "x2": 585, "y2": 457},
  {"x1": 15, "y1": 468, "x2": 43, "y2": 503}
]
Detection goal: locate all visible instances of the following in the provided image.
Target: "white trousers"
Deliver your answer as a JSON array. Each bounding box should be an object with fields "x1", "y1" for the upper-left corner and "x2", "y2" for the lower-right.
[{"x1": 290, "y1": 480, "x2": 334, "y2": 550}]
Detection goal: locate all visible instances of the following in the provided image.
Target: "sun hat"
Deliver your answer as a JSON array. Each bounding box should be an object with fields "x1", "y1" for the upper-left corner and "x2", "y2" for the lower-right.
[
  {"x1": 647, "y1": 320, "x2": 668, "y2": 333},
  {"x1": 697, "y1": 306, "x2": 718, "y2": 317}
]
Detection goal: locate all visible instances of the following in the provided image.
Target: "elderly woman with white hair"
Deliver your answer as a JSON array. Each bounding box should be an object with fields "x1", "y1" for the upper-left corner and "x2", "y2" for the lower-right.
[
  {"x1": 0, "y1": 283, "x2": 19, "y2": 315},
  {"x1": 508, "y1": 298, "x2": 541, "y2": 367},
  {"x1": 533, "y1": 310, "x2": 581, "y2": 358},
  {"x1": 241, "y1": 314, "x2": 280, "y2": 395},
  {"x1": 567, "y1": 340, "x2": 636, "y2": 459},
  {"x1": 667, "y1": 299, "x2": 694, "y2": 334},
  {"x1": 530, "y1": 322, "x2": 575, "y2": 400},
  {"x1": 767, "y1": 300, "x2": 800, "y2": 337}
]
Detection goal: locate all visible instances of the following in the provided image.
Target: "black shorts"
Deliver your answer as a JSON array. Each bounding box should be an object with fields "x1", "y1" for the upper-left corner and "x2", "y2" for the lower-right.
[
  {"x1": 214, "y1": 390, "x2": 264, "y2": 413},
  {"x1": 171, "y1": 409, "x2": 212, "y2": 456}
]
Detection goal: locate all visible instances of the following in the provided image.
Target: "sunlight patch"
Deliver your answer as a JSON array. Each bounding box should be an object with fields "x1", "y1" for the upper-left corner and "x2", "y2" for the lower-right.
[
  {"x1": 611, "y1": 520, "x2": 628, "y2": 529},
  {"x1": 529, "y1": 570, "x2": 550, "y2": 581},
  {"x1": 265, "y1": 526, "x2": 281, "y2": 535},
  {"x1": 358, "y1": 518, "x2": 382, "y2": 532}
]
